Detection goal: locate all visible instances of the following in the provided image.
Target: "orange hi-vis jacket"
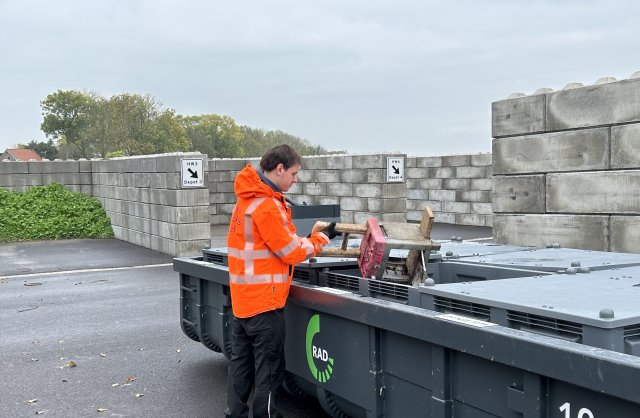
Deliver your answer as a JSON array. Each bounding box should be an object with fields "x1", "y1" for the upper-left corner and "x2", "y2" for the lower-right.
[{"x1": 227, "y1": 164, "x2": 330, "y2": 318}]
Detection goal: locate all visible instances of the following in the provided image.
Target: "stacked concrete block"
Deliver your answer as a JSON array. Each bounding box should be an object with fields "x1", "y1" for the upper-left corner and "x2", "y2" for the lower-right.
[
  {"x1": 0, "y1": 160, "x2": 91, "y2": 192},
  {"x1": 208, "y1": 153, "x2": 407, "y2": 227},
  {"x1": 0, "y1": 161, "x2": 41, "y2": 191},
  {"x1": 34, "y1": 160, "x2": 93, "y2": 194},
  {"x1": 492, "y1": 72, "x2": 640, "y2": 252},
  {"x1": 406, "y1": 153, "x2": 492, "y2": 227},
  {"x1": 208, "y1": 158, "x2": 254, "y2": 226},
  {"x1": 93, "y1": 153, "x2": 210, "y2": 256},
  {"x1": 300, "y1": 154, "x2": 407, "y2": 223}
]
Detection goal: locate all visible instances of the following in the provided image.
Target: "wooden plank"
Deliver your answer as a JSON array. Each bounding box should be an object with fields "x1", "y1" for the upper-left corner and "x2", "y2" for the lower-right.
[
  {"x1": 419, "y1": 207, "x2": 434, "y2": 239},
  {"x1": 317, "y1": 248, "x2": 361, "y2": 258}
]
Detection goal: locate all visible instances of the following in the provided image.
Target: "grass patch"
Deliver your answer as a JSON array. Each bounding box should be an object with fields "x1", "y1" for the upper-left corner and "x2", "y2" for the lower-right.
[{"x1": 0, "y1": 183, "x2": 114, "y2": 242}]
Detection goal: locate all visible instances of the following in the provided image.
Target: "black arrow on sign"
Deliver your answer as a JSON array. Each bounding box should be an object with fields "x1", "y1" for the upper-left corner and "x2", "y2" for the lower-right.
[
  {"x1": 188, "y1": 168, "x2": 199, "y2": 179},
  {"x1": 392, "y1": 165, "x2": 400, "y2": 175}
]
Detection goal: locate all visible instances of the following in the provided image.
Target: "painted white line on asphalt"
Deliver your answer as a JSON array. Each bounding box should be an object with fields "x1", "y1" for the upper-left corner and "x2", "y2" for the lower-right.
[
  {"x1": 0, "y1": 263, "x2": 173, "y2": 280},
  {"x1": 459, "y1": 237, "x2": 494, "y2": 242}
]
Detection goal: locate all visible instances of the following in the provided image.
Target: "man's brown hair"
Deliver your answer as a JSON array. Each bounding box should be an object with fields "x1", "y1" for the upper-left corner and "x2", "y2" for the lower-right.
[{"x1": 260, "y1": 144, "x2": 303, "y2": 172}]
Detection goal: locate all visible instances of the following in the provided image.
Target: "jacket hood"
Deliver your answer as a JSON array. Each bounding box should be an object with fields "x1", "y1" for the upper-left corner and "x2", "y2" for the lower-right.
[{"x1": 234, "y1": 164, "x2": 276, "y2": 199}]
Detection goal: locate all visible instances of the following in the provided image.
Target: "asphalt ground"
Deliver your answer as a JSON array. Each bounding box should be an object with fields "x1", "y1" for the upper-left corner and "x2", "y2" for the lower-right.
[{"x1": 0, "y1": 239, "x2": 329, "y2": 418}]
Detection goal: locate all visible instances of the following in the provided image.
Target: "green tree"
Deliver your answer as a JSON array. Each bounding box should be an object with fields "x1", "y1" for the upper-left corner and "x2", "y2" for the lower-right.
[
  {"x1": 239, "y1": 126, "x2": 328, "y2": 157},
  {"x1": 83, "y1": 97, "x2": 116, "y2": 158},
  {"x1": 40, "y1": 90, "x2": 331, "y2": 159},
  {"x1": 107, "y1": 93, "x2": 158, "y2": 156},
  {"x1": 104, "y1": 93, "x2": 188, "y2": 156},
  {"x1": 148, "y1": 109, "x2": 190, "y2": 153},
  {"x1": 180, "y1": 114, "x2": 243, "y2": 158},
  {"x1": 18, "y1": 139, "x2": 59, "y2": 160},
  {"x1": 40, "y1": 90, "x2": 94, "y2": 159}
]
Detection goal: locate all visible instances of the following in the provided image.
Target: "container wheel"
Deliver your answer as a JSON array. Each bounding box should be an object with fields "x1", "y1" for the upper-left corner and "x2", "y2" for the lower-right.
[
  {"x1": 180, "y1": 321, "x2": 201, "y2": 343},
  {"x1": 200, "y1": 333, "x2": 222, "y2": 352},
  {"x1": 316, "y1": 388, "x2": 365, "y2": 418},
  {"x1": 282, "y1": 372, "x2": 309, "y2": 399}
]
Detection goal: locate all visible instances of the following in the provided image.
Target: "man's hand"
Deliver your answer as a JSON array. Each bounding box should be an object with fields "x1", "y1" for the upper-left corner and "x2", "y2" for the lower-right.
[{"x1": 320, "y1": 222, "x2": 341, "y2": 240}]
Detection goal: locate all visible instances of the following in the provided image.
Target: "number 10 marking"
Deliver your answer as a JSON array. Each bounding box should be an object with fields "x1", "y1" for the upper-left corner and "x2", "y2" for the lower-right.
[{"x1": 559, "y1": 402, "x2": 594, "y2": 418}]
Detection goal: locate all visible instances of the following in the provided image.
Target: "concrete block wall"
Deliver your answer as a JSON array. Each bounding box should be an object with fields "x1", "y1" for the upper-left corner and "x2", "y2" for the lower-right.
[
  {"x1": 92, "y1": 153, "x2": 211, "y2": 256},
  {"x1": 208, "y1": 153, "x2": 409, "y2": 227},
  {"x1": 406, "y1": 154, "x2": 492, "y2": 227},
  {"x1": 0, "y1": 153, "x2": 210, "y2": 256},
  {"x1": 0, "y1": 160, "x2": 93, "y2": 193},
  {"x1": 2, "y1": 152, "x2": 495, "y2": 255},
  {"x1": 492, "y1": 72, "x2": 640, "y2": 252},
  {"x1": 208, "y1": 158, "x2": 248, "y2": 226}
]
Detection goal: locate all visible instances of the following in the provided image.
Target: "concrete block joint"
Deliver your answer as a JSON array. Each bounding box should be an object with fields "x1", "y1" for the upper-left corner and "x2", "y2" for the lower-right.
[{"x1": 491, "y1": 73, "x2": 640, "y2": 252}]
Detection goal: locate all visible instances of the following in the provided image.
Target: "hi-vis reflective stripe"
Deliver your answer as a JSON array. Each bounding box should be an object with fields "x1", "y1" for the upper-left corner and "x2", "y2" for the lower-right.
[
  {"x1": 274, "y1": 236, "x2": 314, "y2": 260},
  {"x1": 227, "y1": 248, "x2": 270, "y2": 260},
  {"x1": 243, "y1": 197, "x2": 266, "y2": 275},
  {"x1": 274, "y1": 236, "x2": 301, "y2": 258},
  {"x1": 229, "y1": 273, "x2": 288, "y2": 284},
  {"x1": 273, "y1": 197, "x2": 289, "y2": 226},
  {"x1": 269, "y1": 196, "x2": 313, "y2": 261},
  {"x1": 271, "y1": 196, "x2": 301, "y2": 253}
]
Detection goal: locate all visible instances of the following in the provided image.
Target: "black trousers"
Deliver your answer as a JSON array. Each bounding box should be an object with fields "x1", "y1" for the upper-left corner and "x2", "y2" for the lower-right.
[{"x1": 226, "y1": 308, "x2": 285, "y2": 418}]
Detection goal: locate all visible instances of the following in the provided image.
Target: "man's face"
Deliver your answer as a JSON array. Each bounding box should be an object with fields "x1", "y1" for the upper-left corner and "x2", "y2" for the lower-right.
[{"x1": 275, "y1": 163, "x2": 300, "y2": 192}]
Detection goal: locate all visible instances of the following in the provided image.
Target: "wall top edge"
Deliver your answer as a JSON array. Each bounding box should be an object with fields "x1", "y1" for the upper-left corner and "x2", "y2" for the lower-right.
[
  {"x1": 110, "y1": 152, "x2": 206, "y2": 160},
  {"x1": 0, "y1": 152, "x2": 207, "y2": 163},
  {"x1": 407, "y1": 152, "x2": 491, "y2": 158},
  {"x1": 491, "y1": 70, "x2": 640, "y2": 103},
  {"x1": 209, "y1": 152, "x2": 408, "y2": 161}
]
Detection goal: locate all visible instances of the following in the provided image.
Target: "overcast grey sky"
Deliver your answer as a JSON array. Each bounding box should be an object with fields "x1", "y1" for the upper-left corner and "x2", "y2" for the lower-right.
[{"x1": 1, "y1": 0, "x2": 639, "y2": 156}]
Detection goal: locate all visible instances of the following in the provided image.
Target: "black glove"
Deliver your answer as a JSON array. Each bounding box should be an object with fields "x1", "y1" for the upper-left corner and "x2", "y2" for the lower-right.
[{"x1": 322, "y1": 222, "x2": 342, "y2": 240}]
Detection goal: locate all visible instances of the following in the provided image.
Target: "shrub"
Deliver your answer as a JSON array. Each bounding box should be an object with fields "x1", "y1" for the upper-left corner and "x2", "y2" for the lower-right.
[{"x1": 0, "y1": 183, "x2": 114, "y2": 242}]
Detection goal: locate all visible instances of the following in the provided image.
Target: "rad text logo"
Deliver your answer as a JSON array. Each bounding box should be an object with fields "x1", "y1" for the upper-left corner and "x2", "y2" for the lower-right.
[{"x1": 305, "y1": 314, "x2": 334, "y2": 383}]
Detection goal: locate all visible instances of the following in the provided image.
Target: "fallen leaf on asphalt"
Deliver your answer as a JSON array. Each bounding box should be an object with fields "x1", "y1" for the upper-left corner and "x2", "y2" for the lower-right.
[
  {"x1": 36, "y1": 411, "x2": 46, "y2": 415},
  {"x1": 96, "y1": 408, "x2": 107, "y2": 412},
  {"x1": 66, "y1": 361, "x2": 77, "y2": 368},
  {"x1": 126, "y1": 376, "x2": 136, "y2": 383},
  {"x1": 176, "y1": 359, "x2": 181, "y2": 363},
  {"x1": 134, "y1": 393, "x2": 143, "y2": 398},
  {"x1": 62, "y1": 379, "x2": 68, "y2": 383},
  {"x1": 27, "y1": 399, "x2": 38, "y2": 403}
]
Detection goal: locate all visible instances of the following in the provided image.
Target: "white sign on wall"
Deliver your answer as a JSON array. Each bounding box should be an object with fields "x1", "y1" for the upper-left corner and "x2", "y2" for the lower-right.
[
  {"x1": 386, "y1": 157, "x2": 404, "y2": 183},
  {"x1": 181, "y1": 158, "x2": 204, "y2": 188}
]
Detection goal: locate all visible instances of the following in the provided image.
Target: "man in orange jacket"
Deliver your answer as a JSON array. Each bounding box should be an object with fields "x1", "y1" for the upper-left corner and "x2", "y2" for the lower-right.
[{"x1": 225, "y1": 144, "x2": 339, "y2": 418}]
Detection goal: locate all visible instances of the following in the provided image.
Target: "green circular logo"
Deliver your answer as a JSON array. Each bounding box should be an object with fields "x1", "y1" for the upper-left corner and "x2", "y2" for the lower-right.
[{"x1": 306, "y1": 314, "x2": 334, "y2": 383}]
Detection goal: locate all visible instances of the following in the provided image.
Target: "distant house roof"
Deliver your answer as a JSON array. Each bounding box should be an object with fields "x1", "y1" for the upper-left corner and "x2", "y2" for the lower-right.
[{"x1": 0, "y1": 148, "x2": 44, "y2": 161}]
